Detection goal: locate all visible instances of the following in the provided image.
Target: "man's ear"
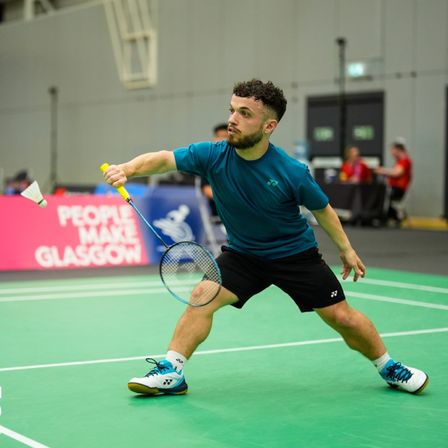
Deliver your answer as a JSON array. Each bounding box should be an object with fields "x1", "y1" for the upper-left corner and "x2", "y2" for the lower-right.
[{"x1": 264, "y1": 119, "x2": 278, "y2": 135}]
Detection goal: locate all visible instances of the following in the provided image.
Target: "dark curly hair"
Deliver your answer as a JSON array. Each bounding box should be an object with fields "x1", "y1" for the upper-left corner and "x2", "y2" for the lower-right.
[{"x1": 233, "y1": 79, "x2": 287, "y2": 121}]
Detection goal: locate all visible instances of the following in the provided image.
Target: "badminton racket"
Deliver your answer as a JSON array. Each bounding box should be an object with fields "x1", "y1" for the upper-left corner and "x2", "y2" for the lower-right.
[{"x1": 100, "y1": 163, "x2": 222, "y2": 307}]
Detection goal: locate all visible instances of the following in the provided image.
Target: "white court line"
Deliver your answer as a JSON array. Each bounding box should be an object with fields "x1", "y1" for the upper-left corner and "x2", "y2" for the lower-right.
[
  {"x1": 0, "y1": 287, "x2": 446, "y2": 311},
  {"x1": 0, "y1": 287, "x2": 190, "y2": 303},
  {"x1": 0, "y1": 280, "x2": 195, "y2": 295},
  {"x1": 0, "y1": 425, "x2": 49, "y2": 448},
  {"x1": 0, "y1": 327, "x2": 446, "y2": 374},
  {"x1": 360, "y1": 278, "x2": 448, "y2": 294},
  {"x1": 0, "y1": 277, "x2": 446, "y2": 296},
  {"x1": 0, "y1": 289, "x2": 159, "y2": 303},
  {"x1": 347, "y1": 291, "x2": 448, "y2": 310},
  {"x1": 0, "y1": 281, "x2": 160, "y2": 295}
]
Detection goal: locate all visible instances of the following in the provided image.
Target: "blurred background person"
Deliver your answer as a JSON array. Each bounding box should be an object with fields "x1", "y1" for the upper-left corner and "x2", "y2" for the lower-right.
[
  {"x1": 339, "y1": 146, "x2": 372, "y2": 184},
  {"x1": 201, "y1": 123, "x2": 228, "y2": 218},
  {"x1": 375, "y1": 140, "x2": 413, "y2": 226},
  {"x1": 211, "y1": 123, "x2": 228, "y2": 141},
  {"x1": 4, "y1": 169, "x2": 32, "y2": 195}
]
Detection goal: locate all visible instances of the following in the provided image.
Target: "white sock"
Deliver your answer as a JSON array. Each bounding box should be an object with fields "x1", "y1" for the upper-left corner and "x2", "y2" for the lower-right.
[
  {"x1": 166, "y1": 350, "x2": 187, "y2": 372},
  {"x1": 372, "y1": 352, "x2": 392, "y2": 372}
]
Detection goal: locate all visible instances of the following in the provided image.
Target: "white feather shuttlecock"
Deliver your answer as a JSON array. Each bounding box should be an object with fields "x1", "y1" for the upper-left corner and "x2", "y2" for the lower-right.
[{"x1": 20, "y1": 181, "x2": 47, "y2": 208}]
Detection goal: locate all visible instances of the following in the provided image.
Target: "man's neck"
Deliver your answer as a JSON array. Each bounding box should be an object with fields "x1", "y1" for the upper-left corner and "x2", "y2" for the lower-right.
[{"x1": 235, "y1": 140, "x2": 270, "y2": 161}]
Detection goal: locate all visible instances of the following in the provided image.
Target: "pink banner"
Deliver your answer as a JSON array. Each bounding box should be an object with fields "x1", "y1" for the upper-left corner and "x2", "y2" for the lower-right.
[{"x1": 0, "y1": 195, "x2": 149, "y2": 271}]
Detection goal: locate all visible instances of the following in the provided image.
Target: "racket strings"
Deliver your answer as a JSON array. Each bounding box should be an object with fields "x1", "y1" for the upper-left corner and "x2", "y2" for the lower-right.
[{"x1": 160, "y1": 242, "x2": 221, "y2": 306}]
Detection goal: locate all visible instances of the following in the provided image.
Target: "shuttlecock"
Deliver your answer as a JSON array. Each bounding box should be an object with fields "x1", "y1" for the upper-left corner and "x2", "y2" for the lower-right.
[{"x1": 20, "y1": 181, "x2": 47, "y2": 208}]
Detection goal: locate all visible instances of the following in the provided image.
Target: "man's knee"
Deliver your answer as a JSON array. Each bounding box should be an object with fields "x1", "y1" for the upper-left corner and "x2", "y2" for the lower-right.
[
  {"x1": 186, "y1": 285, "x2": 238, "y2": 315},
  {"x1": 316, "y1": 301, "x2": 360, "y2": 329}
]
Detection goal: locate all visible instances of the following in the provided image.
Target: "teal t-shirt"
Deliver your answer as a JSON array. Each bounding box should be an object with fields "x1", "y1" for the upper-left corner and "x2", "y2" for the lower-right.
[{"x1": 174, "y1": 141, "x2": 329, "y2": 259}]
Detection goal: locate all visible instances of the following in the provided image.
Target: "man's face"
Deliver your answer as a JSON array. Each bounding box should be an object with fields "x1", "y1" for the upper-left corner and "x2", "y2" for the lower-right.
[
  {"x1": 227, "y1": 95, "x2": 276, "y2": 149},
  {"x1": 391, "y1": 146, "x2": 400, "y2": 159},
  {"x1": 348, "y1": 146, "x2": 360, "y2": 161}
]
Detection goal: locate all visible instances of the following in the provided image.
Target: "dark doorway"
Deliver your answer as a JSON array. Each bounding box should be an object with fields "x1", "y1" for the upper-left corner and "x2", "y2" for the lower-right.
[
  {"x1": 307, "y1": 91, "x2": 384, "y2": 161},
  {"x1": 444, "y1": 86, "x2": 448, "y2": 219}
]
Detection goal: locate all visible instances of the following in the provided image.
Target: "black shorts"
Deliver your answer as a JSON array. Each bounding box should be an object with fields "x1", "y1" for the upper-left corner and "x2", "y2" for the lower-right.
[{"x1": 216, "y1": 246, "x2": 345, "y2": 312}]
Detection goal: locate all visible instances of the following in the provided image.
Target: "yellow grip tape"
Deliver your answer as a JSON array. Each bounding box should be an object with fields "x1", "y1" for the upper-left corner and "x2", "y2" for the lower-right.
[{"x1": 100, "y1": 163, "x2": 131, "y2": 202}]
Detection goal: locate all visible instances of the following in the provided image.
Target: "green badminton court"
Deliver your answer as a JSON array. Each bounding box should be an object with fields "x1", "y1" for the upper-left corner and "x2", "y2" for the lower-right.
[{"x1": 0, "y1": 267, "x2": 447, "y2": 447}]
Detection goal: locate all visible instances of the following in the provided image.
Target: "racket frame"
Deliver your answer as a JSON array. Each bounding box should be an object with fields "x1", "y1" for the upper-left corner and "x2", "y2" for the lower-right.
[{"x1": 159, "y1": 241, "x2": 222, "y2": 307}]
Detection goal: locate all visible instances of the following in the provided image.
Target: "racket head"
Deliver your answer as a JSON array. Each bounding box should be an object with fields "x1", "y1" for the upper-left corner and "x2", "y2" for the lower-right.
[{"x1": 159, "y1": 241, "x2": 222, "y2": 307}]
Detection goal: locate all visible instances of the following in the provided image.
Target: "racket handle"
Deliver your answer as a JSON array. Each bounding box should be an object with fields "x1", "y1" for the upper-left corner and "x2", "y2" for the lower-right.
[{"x1": 100, "y1": 163, "x2": 131, "y2": 202}]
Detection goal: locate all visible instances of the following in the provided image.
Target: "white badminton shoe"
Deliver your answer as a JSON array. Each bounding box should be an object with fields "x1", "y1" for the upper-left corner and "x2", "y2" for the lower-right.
[
  {"x1": 128, "y1": 358, "x2": 188, "y2": 395},
  {"x1": 379, "y1": 360, "x2": 429, "y2": 394}
]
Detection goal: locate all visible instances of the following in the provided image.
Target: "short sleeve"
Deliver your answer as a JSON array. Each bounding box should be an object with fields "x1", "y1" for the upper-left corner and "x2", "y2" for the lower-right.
[
  {"x1": 173, "y1": 141, "x2": 213, "y2": 178},
  {"x1": 296, "y1": 166, "x2": 329, "y2": 210}
]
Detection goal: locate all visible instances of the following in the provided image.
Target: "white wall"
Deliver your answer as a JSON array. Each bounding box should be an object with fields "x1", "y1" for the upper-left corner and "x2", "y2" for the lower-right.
[{"x1": 0, "y1": 0, "x2": 447, "y2": 217}]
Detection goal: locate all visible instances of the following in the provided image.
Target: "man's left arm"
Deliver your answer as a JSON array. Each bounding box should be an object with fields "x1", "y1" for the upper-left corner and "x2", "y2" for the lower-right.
[{"x1": 312, "y1": 204, "x2": 366, "y2": 282}]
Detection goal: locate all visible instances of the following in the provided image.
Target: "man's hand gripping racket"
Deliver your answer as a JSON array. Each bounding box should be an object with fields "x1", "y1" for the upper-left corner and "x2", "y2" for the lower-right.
[{"x1": 100, "y1": 163, "x2": 222, "y2": 307}]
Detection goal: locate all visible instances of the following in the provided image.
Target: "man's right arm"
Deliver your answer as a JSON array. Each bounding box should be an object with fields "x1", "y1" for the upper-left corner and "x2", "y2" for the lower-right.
[
  {"x1": 375, "y1": 163, "x2": 404, "y2": 178},
  {"x1": 103, "y1": 150, "x2": 177, "y2": 188}
]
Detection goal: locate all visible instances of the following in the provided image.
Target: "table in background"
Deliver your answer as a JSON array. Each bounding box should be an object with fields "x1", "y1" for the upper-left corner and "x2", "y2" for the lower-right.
[{"x1": 319, "y1": 182, "x2": 387, "y2": 224}]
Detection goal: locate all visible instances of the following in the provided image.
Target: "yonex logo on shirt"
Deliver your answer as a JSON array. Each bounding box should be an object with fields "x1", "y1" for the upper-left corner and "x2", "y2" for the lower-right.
[{"x1": 267, "y1": 178, "x2": 279, "y2": 187}]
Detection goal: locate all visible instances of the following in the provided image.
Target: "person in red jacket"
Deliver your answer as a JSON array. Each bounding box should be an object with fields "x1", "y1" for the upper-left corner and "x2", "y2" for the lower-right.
[
  {"x1": 375, "y1": 141, "x2": 412, "y2": 225},
  {"x1": 339, "y1": 146, "x2": 372, "y2": 183}
]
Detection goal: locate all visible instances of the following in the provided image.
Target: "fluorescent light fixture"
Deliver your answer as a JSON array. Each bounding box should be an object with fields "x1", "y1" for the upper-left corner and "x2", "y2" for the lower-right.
[{"x1": 346, "y1": 62, "x2": 367, "y2": 78}]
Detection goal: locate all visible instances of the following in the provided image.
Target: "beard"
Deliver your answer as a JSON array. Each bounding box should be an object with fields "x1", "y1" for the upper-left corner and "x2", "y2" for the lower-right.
[{"x1": 228, "y1": 128, "x2": 264, "y2": 149}]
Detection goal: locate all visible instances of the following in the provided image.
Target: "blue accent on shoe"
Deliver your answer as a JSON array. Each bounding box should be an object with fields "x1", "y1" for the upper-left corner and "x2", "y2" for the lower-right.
[
  {"x1": 380, "y1": 360, "x2": 413, "y2": 384},
  {"x1": 144, "y1": 358, "x2": 179, "y2": 377}
]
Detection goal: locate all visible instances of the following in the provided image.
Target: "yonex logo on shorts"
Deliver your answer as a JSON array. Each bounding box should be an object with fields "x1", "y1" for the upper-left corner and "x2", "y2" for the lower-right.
[
  {"x1": 267, "y1": 178, "x2": 279, "y2": 187},
  {"x1": 331, "y1": 290, "x2": 338, "y2": 298}
]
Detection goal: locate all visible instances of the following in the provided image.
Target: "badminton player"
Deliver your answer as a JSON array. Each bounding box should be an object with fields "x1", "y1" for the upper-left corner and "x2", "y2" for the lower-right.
[{"x1": 103, "y1": 79, "x2": 428, "y2": 396}]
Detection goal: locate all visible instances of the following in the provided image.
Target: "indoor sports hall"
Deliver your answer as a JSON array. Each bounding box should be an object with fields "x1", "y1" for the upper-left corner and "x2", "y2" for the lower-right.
[{"x1": 1, "y1": 1, "x2": 447, "y2": 448}]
